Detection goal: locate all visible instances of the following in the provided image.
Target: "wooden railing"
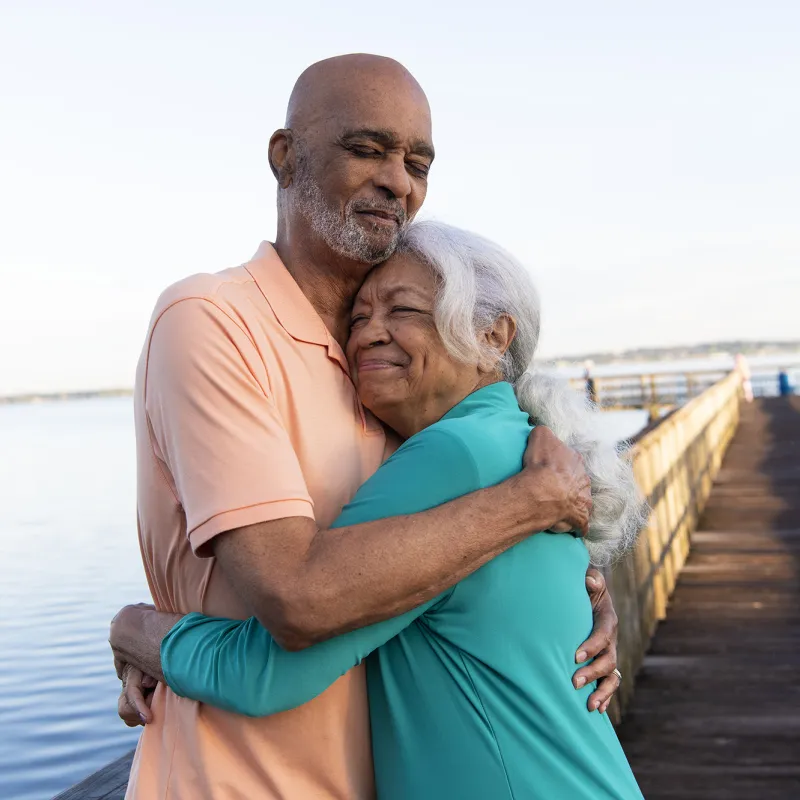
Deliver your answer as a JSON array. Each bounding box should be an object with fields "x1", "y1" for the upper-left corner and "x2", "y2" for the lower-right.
[
  {"x1": 606, "y1": 369, "x2": 744, "y2": 716},
  {"x1": 569, "y1": 365, "x2": 797, "y2": 417},
  {"x1": 569, "y1": 370, "x2": 731, "y2": 413}
]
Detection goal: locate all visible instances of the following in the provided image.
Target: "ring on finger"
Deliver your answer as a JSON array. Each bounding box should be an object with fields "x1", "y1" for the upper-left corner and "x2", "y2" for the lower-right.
[{"x1": 613, "y1": 668, "x2": 622, "y2": 683}]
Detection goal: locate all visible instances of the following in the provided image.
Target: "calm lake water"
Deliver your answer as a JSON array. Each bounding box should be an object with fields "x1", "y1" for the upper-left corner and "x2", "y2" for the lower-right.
[
  {"x1": 1, "y1": 355, "x2": 796, "y2": 799},
  {"x1": 0, "y1": 399, "x2": 146, "y2": 800}
]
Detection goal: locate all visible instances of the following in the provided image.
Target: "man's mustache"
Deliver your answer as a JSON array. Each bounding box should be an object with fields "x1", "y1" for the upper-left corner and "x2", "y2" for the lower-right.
[{"x1": 349, "y1": 198, "x2": 407, "y2": 226}]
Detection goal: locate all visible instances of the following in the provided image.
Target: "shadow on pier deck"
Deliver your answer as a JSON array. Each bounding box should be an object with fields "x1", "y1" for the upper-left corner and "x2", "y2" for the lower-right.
[{"x1": 617, "y1": 397, "x2": 800, "y2": 799}]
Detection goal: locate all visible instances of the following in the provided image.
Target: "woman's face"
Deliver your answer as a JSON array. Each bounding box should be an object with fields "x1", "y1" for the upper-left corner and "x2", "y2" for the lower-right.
[{"x1": 346, "y1": 254, "x2": 487, "y2": 437}]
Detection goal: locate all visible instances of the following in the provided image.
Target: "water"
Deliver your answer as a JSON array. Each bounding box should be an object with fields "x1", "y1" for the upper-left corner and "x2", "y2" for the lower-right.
[
  {"x1": 0, "y1": 399, "x2": 146, "y2": 800},
  {"x1": 1, "y1": 356, "x2": 796, "y2": 799}
]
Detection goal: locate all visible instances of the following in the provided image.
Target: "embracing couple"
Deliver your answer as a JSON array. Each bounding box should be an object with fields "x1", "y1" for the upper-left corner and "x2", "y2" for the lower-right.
[{"x1": 110, "y1": 54, "x2": 647, "y2": 799}]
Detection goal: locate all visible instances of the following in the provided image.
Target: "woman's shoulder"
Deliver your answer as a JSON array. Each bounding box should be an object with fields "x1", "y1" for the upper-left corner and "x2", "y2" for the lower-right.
[
  {"x1": 422, "y1": 411, "x2": 530, "y2": 488},
  {"x1": 392, "y1": 422, "x2": 480, "y2": 476},
  {"x1": 335, "y1": 425, "x2": 483, "y2": 527}
]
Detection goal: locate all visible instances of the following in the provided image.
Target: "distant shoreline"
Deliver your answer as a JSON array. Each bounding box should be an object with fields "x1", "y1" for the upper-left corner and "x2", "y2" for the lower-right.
[
  {"x1": 3, "y1": 340, "x2": 798, "y2": 405},
  {"x1": 0, "y1": 388, "x2": 133, "y2": 405},
  {"x1": 549, "y1": 340, "x2": 800, "y2": 366}
]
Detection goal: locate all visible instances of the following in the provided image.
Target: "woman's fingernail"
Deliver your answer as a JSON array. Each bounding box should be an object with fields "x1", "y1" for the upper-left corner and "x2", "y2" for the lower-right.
[
  {"x1": 576, "y1": 650, "x2": 588, "y2": 663},
  {"x1": 139, "y1": 713, "x2": 147, "y2": 725},
  {"x1": 586, "y1": 576, "x2": 598, "y2": 587},
  {"x1": 574, "y1": 676, "x2": 586, "y2": 688},
  {"x1": 590, "y1": 700, "x2": 599, "y2": 711}
]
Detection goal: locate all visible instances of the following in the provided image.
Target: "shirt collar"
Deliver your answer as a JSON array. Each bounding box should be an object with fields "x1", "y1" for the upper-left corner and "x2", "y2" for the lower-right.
[
  {"x1": 441, "y1": 382, "x2": 519, "y2": 421},
  {"x1": 246, "y1": 241, "x2": 331, "y2": 348}
]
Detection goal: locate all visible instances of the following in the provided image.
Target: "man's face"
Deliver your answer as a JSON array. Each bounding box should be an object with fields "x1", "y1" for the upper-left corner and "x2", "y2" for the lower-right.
[{"x1": 290, "y1": 100, "x2": 434, "y2": 265}]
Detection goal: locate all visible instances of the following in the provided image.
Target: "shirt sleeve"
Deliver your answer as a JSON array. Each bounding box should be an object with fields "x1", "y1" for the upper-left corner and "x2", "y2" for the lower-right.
[
  {"x1": 160, "y1": 427, "x2": 482, "y2": 716},
  {"x1": 144, "y1": 297, "x2": 314, "y2": 555}
]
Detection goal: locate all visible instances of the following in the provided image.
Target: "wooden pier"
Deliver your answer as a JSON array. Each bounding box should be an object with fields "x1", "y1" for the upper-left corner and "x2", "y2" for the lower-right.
[
  {"x1": 55, "y1": 384, "x2": 800, "y2": 799},
  {"x1": 617, "y1": 396, "x2": 800, "y2": 798},
  {"x1": 53, "y1": 749, "x2": 133, "y2": 800}
]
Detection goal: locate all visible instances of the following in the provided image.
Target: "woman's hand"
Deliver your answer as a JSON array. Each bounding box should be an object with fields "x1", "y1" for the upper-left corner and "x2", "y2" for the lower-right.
[{"x1": 572, "y1": 569, "x2": 621, "y2": 713}]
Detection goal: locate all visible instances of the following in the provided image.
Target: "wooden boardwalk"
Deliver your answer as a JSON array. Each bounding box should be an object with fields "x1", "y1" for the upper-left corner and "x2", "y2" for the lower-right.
[
  {"x1": 53, "y1": 749, "x2": 133, "y2": 800},
  {"x1": 617, "y1": 397, "x2": 800, "y2": 799}
]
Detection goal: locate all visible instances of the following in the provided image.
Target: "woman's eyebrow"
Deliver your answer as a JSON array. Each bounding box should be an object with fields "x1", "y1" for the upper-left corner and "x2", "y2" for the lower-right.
[{"x1": 382, "y1": 286, "x2": 431, "y2": 305}]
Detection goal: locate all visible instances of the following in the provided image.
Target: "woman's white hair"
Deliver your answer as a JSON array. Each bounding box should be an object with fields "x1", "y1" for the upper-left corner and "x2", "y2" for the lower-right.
[{"x1": 395, "y1": 220, "x2": 649, "y2": 565}]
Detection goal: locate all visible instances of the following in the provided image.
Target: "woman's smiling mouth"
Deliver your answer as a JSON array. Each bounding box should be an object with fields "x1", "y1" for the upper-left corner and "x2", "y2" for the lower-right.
[{"x1": 358, "y1": 357, "x2": 405, "y2": 372}]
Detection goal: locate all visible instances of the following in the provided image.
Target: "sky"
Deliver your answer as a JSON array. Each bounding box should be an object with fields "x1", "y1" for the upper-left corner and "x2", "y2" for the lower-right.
[{"x1": 1, "y1": 1, "x2": 798, "y2": 394}]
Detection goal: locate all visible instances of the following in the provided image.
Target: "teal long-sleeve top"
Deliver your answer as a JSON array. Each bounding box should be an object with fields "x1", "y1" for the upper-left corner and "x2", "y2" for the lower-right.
[{"x1": 162, "y1": 382, "x2": 643, "y2": 800}]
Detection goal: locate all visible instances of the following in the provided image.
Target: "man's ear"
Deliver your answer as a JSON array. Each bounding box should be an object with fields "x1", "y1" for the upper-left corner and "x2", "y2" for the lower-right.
[{"x1": 268, "y1": 129, "x2": 296, "y2": 188}]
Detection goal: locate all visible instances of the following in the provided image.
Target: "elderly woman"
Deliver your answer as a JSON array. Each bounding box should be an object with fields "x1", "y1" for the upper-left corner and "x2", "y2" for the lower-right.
[{"x1": 112, "y1": 222, "x2": 647, "y2": 799}]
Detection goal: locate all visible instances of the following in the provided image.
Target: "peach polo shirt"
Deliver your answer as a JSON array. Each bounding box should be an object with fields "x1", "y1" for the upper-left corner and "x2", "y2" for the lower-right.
[{"x1": 126, "y1": 242, "x2": 386, "y2": 800}]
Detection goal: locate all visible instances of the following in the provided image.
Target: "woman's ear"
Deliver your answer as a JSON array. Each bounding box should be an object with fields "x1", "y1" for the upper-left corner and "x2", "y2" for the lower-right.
[
  {"x1": 268, "y1": 129, "x2": 296, "y2": 188},
  {"x1": 488, "y1": 315, "x2": 517, "y2": 355},
  {"x1": 478, "y1": 315, "x2": 517, "y2": 373}
]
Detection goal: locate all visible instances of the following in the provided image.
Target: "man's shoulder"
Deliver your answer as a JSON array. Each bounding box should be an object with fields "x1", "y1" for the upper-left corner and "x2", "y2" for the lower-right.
[
  {"x1": 152, "y1": 264, "x2": 257, "y2": 319},
  {"x1": 136, "y1": 264, "x2": 268, "y2": 390}
]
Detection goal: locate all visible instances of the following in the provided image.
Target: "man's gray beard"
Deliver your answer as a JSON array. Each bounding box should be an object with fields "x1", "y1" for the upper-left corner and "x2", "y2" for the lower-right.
[{"x1": 293, "y1": 171, "x2": 404, "y2": 265}]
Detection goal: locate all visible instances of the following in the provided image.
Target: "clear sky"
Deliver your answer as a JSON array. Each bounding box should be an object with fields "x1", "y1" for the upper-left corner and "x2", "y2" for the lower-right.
[{"x1": 1, "y1": 1, "x2": 798, "y2": 394}]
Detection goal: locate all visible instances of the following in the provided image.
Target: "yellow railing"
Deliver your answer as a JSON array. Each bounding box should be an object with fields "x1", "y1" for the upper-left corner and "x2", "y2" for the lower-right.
[
  {"x1": 606, "y1": 369, "x2": 743, "y2": 715},
  {"x1": 569, "y1": 370, "x2": 731, "y2": 415}
]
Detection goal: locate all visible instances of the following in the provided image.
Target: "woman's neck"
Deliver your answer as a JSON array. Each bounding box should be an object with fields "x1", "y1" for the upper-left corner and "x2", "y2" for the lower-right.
[{"x1": 386, "y1": 374, "x2": 502, "y2": 440}]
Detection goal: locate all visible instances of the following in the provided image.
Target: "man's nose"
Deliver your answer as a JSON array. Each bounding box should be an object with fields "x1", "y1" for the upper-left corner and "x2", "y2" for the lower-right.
[{"x1": 373, "y1": 154, "x2": 412, "y2": 204}]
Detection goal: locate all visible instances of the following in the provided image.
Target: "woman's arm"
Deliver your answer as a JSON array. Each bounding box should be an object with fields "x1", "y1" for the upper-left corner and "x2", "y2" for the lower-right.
[
  {"x1": 164, "y1": 596, "x2": 448, "y2": 716},
  {"x1": 112, "y1": 429, "x2": 481, "y2": 717}
]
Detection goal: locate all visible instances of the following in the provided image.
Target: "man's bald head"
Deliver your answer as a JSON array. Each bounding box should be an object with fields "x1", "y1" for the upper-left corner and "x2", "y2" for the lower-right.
[
  {"x1": 286, "y1": 54, "x2": 430, "y2": 135},
  {"x1": 271, "y1": 54, "x2": 434, "y2": 270}
]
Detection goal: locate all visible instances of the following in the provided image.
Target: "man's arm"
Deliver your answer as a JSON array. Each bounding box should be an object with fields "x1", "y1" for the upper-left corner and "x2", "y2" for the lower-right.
[
  {"x1": 212, "y1": 425, "x2": 589, "y2": 651},
  {"x1": 145, "y1": 298, "x2": 591, "y2": 654},
  {"x1": 111, "y1": 430, "x2": 613, "y2": 720}
]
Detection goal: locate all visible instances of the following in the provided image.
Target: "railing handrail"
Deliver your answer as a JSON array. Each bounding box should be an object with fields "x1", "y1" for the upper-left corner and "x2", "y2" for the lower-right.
[
  {"x1": 604, "y1": 369, "x2": 743, "y2": 719},
  {"x1": 567, "y1": 363, "x2": 800, "y2": 383},
  {"x1": 630, "y1": 369, "x2": 742, "y2": 460}
]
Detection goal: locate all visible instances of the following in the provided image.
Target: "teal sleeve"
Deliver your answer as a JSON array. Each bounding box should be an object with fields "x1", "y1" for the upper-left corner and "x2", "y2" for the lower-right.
[{"x1": 161, "y1": 428, "x2": 481, "y2": 717}]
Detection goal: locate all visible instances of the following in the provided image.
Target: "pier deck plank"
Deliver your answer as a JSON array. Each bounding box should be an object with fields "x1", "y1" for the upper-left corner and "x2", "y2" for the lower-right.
[
  {"x1": 53, "y1": 750, "x2": 135, "y2": 800},
  {"x1": 617, "y1": 397, "x2": 800, "y2": 799}
]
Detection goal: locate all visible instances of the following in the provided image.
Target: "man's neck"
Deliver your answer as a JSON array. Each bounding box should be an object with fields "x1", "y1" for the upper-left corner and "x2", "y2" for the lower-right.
[{"x1": 274, "y1": 230, "x2": 368, "y2": 350}]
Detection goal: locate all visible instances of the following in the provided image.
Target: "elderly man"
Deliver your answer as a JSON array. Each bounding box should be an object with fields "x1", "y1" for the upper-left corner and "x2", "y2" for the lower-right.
[{"x1": 113, "y1": 54, "x2": 621, "y2": 800}]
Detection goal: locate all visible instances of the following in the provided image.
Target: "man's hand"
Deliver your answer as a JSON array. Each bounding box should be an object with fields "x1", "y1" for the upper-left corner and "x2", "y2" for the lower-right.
[
  {"x1": 573, "y1": 568, "x2": 620, "y2": 713},
  {"x1": 116, "y1": 661, "x2": 157, "y2": 726},
  {"x1": 110, "y1": 602, "x2": 180, "y2": 681},
  {"x1": 522, "y1": 426, "x2": 592, "y2": 537},
  {"x1": 111, "y1": 602, "x2": 179, "y2": 726}
]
